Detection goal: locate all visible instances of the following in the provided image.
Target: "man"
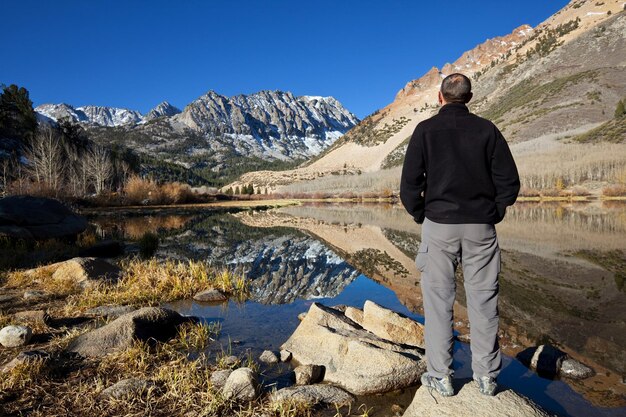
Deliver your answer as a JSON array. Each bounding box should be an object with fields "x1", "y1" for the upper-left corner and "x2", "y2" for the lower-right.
[{"x1": 400, "y1": 73, "x2": 520, "y2": 397}]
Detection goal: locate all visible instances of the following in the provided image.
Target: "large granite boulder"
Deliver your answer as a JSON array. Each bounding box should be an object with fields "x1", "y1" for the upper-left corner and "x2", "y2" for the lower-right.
[
  {"x1": 361, "y1": 300, "x2": 425, "y2": 348},
  {"x1": 0, "y1": 196, "x2": 87, "y2": 239},
  {"x1": 67, "y1": 307, "x2": 188, "y2": 357},
  {"x1": 281, "y1": 303, "x2": 426, "y2": 395},
  {"x1": 52, "y1": 257, "x2": 121, "y2": 288},
  {"x1": 403, "y1": 382, "x2": 555, "y2": 417}
]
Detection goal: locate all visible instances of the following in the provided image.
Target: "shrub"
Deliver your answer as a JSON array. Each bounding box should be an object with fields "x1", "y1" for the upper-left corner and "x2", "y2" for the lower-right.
[
  {"x1": 138, "y1": 232, "x2": 159, "y2": 258},
  {"x1": 602, "y1": 184, "x2": 626, "y2": 197},
  {"x1": 124, "y1": 175, "x2": 158, "y2": 205},
  {"x1": 160, "y1": 182, "x2": 194, "y2": 204}
]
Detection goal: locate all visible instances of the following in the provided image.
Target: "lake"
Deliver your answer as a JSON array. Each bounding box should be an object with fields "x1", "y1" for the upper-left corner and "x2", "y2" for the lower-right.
[{"x1": 90, "y1": 201, "x2": 626, "y2": 417}]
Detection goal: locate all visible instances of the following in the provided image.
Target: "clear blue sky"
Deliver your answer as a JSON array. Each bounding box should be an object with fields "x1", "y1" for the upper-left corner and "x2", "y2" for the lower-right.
[{"x1": 1, "y1": 0, "x2": 568, "y2": 119}]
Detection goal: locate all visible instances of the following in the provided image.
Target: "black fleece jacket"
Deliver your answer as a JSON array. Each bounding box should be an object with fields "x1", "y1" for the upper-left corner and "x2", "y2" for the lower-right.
[{"x1": 400, "y1": 103, "x2": 520, "y2": 224}]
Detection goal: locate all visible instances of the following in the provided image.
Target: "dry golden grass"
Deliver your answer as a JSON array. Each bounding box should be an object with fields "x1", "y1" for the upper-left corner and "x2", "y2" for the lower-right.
[
  {"x1": 62, "y1": 259, "x2": 249, "y2": 314},
  {"x1": 0, "y1": 358, "x2": 48, "y2": 391},
  {"x1": 4, "y1": 259, "x2": 249, "y2": 318},
  {"x1": 1, "y1": 321, "x2": 324, "y2": 417}
]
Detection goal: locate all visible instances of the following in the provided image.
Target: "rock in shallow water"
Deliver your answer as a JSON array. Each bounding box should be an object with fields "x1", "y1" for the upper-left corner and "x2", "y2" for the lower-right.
[
  {"x1": 560, "y1": 358, "x2": 595, "y2": 379},
  {"x1": 259, "y1": 350, "x2": 279, "y2": 364},
  {"x1": 193, "y1": 288, "x2": 227, "y2": 302},
  {"x1": 517, "y1": 345, "x2": 568, "y2": 378},
  {"x1": 0, "y1": 325, "x2": 33, "y2": 348},
  {"x1": 281, "y1": 302, "x2": 425, "y2": 395}
]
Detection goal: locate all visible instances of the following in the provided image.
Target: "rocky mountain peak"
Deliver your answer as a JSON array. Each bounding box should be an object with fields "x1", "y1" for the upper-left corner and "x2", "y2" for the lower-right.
[
  {"x1": 144, "y1": 101, "x2": 181, "y2": 121},
  {"x1": 395, "y1": 24, "x2": 535, "y2": 102}
]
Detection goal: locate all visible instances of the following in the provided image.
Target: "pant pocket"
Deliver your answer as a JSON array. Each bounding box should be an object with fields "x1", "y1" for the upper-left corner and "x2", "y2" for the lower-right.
[{"x1": 415, "y1": 242, "x2": 428, "y2": 272}]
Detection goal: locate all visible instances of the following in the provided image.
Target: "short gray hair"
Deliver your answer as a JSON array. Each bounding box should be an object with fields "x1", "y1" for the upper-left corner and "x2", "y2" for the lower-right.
[{"x1": 441, "y1": 73, "x2": 472, "y2": 103}]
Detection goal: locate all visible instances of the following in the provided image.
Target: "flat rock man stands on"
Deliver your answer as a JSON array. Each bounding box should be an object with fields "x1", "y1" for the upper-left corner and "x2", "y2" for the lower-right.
[{"x1": 400, "y1": 73, "x2": 520, "y2": 397}]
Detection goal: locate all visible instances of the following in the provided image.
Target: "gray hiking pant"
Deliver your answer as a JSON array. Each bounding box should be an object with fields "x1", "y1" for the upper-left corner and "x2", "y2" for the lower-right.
[{"x1": 416, "y1": 217, "x2": 502, "y2": 379}]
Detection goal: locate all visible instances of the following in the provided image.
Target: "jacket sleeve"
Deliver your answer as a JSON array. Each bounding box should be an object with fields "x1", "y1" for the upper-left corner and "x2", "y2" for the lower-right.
[
  {"x1": 400, "y1": 124, "x2": 427, "y2": 223},
  {"x1": 491, "y1": 127, "x2": 520, "y2": 222}
]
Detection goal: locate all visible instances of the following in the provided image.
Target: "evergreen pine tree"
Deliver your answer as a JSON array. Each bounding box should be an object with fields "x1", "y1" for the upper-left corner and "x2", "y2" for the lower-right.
[
  {"x1": 235, "y1": 186, "x2": 240, "y2": 195},
  {"x1": 0, "y1": 84, "x2": 37, "y2": 142}
]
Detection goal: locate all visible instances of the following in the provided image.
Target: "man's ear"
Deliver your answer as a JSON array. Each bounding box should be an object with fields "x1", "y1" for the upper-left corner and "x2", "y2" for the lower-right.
[
  {"x1": 438, "y1": 91, "x2": 444, "y2": 105},
  {"x1": 465, "y1": 92, "x2": 473, "y2": 104}
]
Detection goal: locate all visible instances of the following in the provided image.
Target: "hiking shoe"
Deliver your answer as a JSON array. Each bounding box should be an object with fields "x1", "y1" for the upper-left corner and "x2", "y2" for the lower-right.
[
  {"x1": 475, "y1": 376, "x2": 498, "y2": 396},
  {"x1": 420, "y1": 372, "x2": 454, "y2": 397}
]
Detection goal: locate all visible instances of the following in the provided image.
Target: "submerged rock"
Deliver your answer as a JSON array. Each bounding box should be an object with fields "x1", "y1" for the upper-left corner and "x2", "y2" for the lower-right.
[
  {"x1": 193, "y1": 288, "x2": 227, "y2": 303},
  {"x1": 281, "y1": 302, "x2": 425, "y2": 395},
  {"x1": 100, "y1": 378, "x2": 154, "y2": 399},
  {"x1": 403, "y1": 382, "x2": 555, "y2": 417},
  {"x1": 271, "y1": 384, "x2": 355, "y2": 408},
  {"x1": 0, "y1": 325, "x2": 33, "y2": 348},
  {"x1": 222, "y1": 367, "x2": 259, "y2": 401},
  {"x1": 68, "y1": 307, "x2": 188, "y2": 357},
  {"x1": 52, "y1": 257, "x2": 121, "y2": 288}
]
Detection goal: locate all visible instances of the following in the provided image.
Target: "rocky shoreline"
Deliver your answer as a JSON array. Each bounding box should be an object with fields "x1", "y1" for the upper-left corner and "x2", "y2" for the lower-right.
[{"x1": 0, "y1": 254, "x2": 567, "y2": 416}]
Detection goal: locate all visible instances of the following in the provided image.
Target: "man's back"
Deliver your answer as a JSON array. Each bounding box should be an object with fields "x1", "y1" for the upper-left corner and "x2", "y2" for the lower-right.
[
  {"x1": 401, "y1": 102, "x2": 519, "y2": 225},
  {"x1": 401, "y1": 73, "x2": 520, "y2": 398}
]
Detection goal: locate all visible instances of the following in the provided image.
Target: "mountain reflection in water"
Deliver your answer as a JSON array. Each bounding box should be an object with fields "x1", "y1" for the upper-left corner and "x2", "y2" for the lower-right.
[{"x1": 91, "y1": 201, "x2": 626, "y2": 416}]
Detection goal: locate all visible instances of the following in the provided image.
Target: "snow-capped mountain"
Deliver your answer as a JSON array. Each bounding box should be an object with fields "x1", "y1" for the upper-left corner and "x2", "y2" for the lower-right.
[
  {"x1": 144, "y1": 101, "x2": 181, "y2": 121},
  {"x1": 35, "y1": 103, "x2": 142, "y2": 127},
  {"x1": 35, "y1": 90, "x2": 359, "y2": 163},
  {"x1": 175, "y1": 90, "x2": 359, "y2": 158}
]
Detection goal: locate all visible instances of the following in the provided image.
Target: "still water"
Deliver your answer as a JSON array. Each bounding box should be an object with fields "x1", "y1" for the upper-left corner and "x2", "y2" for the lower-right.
[{"x1": 91, "y1": 201, "x2": 626, "y2": 417}]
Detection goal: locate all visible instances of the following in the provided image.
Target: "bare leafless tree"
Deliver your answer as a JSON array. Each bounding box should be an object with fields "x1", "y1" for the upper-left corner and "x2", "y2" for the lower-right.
[
  {"x1": 25, "y1": 127, "x2": 66, "y2": 194},
  {"x1": 84, "y1": 145, "x2": 113, "y2": 194}
]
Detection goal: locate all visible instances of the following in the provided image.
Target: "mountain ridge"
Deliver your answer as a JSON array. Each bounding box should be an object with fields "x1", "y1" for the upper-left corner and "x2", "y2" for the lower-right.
[{"x1": 228, "y1": 0, "x2": 626, "y2": 194}]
